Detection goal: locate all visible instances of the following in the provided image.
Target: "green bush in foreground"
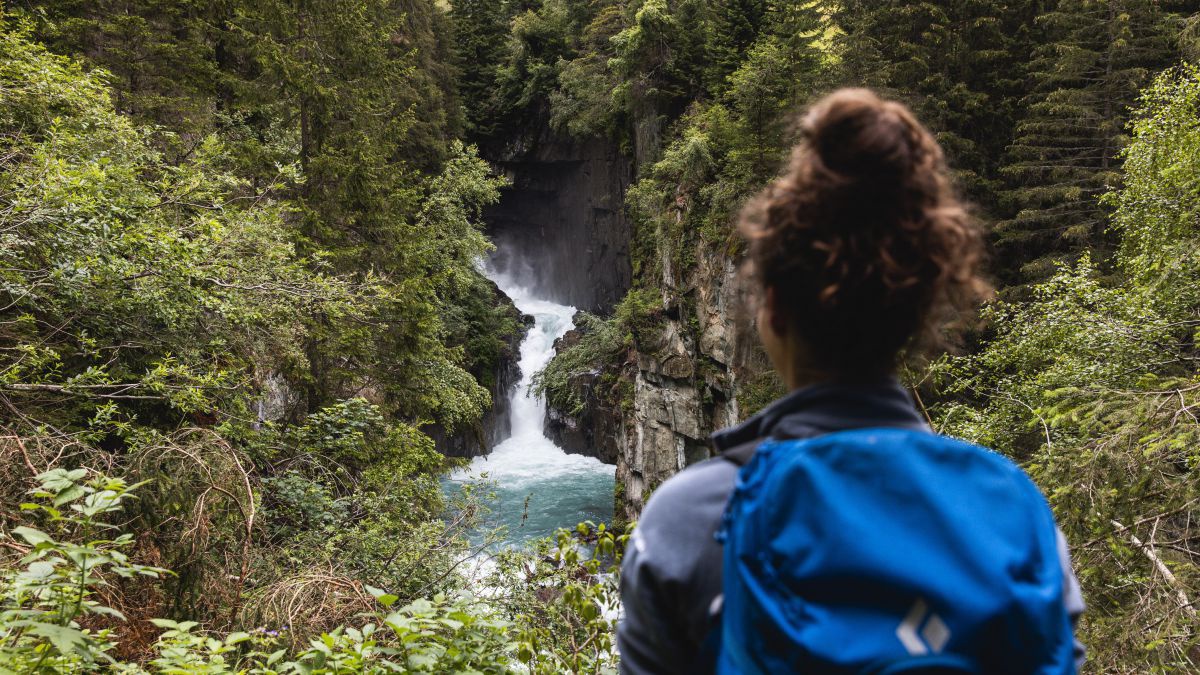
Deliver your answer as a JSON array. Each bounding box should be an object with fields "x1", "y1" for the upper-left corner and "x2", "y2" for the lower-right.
[{"x1": 1, "y1": 469, "x2": 625, "y2": 674}]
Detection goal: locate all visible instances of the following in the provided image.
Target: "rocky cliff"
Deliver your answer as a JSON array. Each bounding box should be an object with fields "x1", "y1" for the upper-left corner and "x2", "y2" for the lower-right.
[
  {"x1": 545, "y1": 244, "x2": 774, "y2": 522},
  {"x1": 484, "y1": 128, "x2": 633, "y2": 313}
]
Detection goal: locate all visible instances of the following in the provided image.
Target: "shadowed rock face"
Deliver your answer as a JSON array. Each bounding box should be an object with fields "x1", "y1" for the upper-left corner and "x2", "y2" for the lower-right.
[
  {"x1": 542, "y1": 255, "x2": 769, "y2": 522},
  {"x1": 485, "y1": 130, "x2": 633, "y2": 313}
]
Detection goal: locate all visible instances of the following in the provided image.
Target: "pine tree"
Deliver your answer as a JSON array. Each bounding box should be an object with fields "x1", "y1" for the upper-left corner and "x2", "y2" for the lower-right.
[
  {"x1": 24, "y1": 0, "x2": 223, "y2": 142},
  {"x1": 450, "y1": 0, "x2": 517, "y2": 141},
  {"x1": 996, "y1": 0, "x2": 1180, "y2": 284},
  {"x1": 610, "y1": 0, "x2": 708, "y2": 165},
  {"x1": 725, "y1": 1, "x2": 826, "y2": 179},
  {"x1": 832, "y1": 0, "x2": 1034, "y2": 209},
  {"x1": 704, "y1": 0, "x2": 769, "y2": 93}
]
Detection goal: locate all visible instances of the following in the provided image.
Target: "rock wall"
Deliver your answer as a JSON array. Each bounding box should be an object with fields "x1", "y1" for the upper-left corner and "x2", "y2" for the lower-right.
[
  {"x1": 613, "y1": 250, "x2": 764, "y2": 521},
  {"x1": 484, "y1": 128, "x2": 633, "y2": 313},
  {"x1": 544, "y1": 244, "x2": 770, "y2": 522},
  {"x1": 543, "y1": 325, "x2": 623, "y2": 465}
]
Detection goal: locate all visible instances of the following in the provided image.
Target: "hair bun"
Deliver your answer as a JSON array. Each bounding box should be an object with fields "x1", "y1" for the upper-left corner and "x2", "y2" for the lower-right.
[
  {"x1": 738, "y1": 87, "x2": 988, "y2": 377},
  {"x1": 803, "y1": 88, "x2": 915, "y2": 178}
]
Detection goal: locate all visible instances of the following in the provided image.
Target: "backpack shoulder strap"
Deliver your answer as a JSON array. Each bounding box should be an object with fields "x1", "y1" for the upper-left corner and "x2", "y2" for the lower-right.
[{"x1": 721, "y1": 438, "x2": 763, "y2": 467}]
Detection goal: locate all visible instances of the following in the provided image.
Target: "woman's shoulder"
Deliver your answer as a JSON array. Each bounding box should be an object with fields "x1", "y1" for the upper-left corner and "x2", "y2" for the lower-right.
[
  {"x1": 633, "y1": 456, "x2": 739, "y2": 573},
  {"x1": 624, "y1": 455, "x2": 738, "y2": 609},
  {"x1": 640, "y1": 455, "x2": 739, "y2": 528}
]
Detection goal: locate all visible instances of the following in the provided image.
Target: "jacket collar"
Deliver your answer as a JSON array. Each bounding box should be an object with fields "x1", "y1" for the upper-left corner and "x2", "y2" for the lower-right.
[{"x1": 711, "y1": 377, "x2": 929, "y2": 452}]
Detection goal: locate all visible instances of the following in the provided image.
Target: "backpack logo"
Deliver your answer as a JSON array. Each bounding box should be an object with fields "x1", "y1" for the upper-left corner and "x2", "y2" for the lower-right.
[{"x1": 896, "y1": 598, "x2": 951, "y2": 655}]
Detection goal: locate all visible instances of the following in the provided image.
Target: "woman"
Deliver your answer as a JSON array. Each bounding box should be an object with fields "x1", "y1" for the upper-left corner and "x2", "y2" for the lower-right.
[{"x1": 617, "y1": 89, "x2": 1084, "y2": 674}]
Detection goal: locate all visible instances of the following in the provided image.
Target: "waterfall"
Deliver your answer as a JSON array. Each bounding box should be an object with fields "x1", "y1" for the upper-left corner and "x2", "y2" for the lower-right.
[{"x1": 447, "y1": 271, "x2": 614, "y2": 547}]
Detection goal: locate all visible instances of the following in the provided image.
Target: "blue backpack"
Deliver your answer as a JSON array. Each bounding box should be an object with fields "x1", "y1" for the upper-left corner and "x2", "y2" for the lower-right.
[{"x1": 715, "y1": 428, "x2": 1075, "y2": 674}]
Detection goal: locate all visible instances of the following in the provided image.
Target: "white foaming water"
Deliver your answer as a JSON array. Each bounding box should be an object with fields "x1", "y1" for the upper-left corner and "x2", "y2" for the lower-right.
[{"x1": 446, "y1": 275, "x2": 615, "y2": 547}]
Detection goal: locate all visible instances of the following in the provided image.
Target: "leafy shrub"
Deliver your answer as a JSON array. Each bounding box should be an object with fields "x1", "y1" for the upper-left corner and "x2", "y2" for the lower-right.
[
  {"x1": 1, "y1": 469, "x2": 521, "y2": 674},
  {"x1": 0, "y1": 469, "x2": 167, "y2": 671},
  {"x1": 489, "y1": 522, "x2": 628, "y2": 675},
  {"x1": 261, "y1": 472, "x2": 348, "y2": 542}
]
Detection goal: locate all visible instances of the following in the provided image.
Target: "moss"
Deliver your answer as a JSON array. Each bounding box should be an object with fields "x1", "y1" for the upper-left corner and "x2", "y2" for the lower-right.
[
  {"x1": 736, "y1": 369, "x2": 787, "y2": 420},
  {"x1": 612, "y1": 479, "x2": 628, "y2": 529}
]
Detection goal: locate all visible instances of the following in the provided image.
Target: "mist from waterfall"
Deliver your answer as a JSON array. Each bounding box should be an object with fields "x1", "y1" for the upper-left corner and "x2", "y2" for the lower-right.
[{"x1": 446, "y1": 264, "x2": 614, "y2": 547}]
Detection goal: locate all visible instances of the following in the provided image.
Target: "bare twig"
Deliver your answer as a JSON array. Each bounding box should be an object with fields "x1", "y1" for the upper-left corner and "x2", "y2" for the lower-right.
[{"x1": 1112, "y1": 519, "x2": 1198, "y2": 618}]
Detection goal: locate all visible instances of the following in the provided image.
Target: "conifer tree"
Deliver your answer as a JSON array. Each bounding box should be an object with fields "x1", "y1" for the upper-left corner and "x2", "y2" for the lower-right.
[
  {"x1": 704, "y1": 0, "x2": 769, "y2": 93},
  {"x1": 24, "y1": 0, "x2": 223, "y2": 141},
  {"x1": 832, "y1": 0, "x2": 1033, "y2": 208},
  {"x1": 610, "y1": 0, "x2": 707, "y2": 165},
  {"x1": 725, "y1": 1, "x2": 826, "y2": 179},
  {"x1": 996, "y1": 0, "x2": 1179, "y2": 283},
  {"x1": 450, "y1": 0, "x2": 518, "y2": 141}
]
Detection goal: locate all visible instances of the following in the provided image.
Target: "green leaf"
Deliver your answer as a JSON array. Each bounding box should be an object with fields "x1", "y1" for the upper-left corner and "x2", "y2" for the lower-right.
[
  {"x1": 28, "y1": 623, "x2": 91, "y2": 657},
  {"x1": 53, "y1": 484, "x2": 87, "y2": 506},
  {"x1": 12, "y1": 526, "x2": 53, "y2": 547}
]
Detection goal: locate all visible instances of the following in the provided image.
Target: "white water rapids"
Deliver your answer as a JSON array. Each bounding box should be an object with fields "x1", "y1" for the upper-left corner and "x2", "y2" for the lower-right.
[{"x1": 445, "y1": 273, "x2": 615, "y2": 547}]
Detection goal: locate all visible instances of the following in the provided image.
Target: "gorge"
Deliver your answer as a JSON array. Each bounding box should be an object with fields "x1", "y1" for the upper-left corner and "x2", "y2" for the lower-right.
[
  {"x1": 447, "y1": 269, "x2": 614, "y2": 546},
  {"x1": 453, "y1": 122, "x2": 772, "y2": 527},
  {"x1": 4, "y1": 1, "x2": 1198, "y2": 669}
]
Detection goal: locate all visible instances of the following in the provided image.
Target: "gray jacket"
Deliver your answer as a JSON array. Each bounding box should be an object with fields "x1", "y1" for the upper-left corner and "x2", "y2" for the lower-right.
[{"x1": 617, "y1": 380, "x2": 1085, "y2": 674}]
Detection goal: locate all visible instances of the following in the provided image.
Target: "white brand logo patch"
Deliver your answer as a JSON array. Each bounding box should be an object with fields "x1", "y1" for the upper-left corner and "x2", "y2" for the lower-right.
[{"x1": 896, "y1": 598, "x2": 951, "y2": 655}]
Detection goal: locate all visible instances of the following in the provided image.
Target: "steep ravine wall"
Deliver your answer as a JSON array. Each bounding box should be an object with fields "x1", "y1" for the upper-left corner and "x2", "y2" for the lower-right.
[
  {"x1": 485, "y1": 128, "x2": 633, "y2": 314},
  {"x1": 546, "y1": 244, "x2": 771, "y2": 522}
]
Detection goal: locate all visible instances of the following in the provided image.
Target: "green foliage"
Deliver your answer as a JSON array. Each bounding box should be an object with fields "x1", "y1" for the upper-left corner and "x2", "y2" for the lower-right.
[
  {"x1": 1, "y1": 469, "x2": 516, "y2": 673},
  {"x1": 704, "y1": 0, "x2": 769, "y2": 92},
  {"x1": 261, "y1": 471, "x2": 348, "y2": 542},
  {"x1": 0, "y1": 469, "x2": 166, "y2": 671},
  {"x1": 450, "y1": 0, "x2": 519, "y2": 140},
  {"x1": 0, "y1": 20, "x2": 355, "y2": 423},
  {"x1": 146, "y1": 592, "x2": 514, "y2": 673},
  {"x1": 933, "y1": 66, "x2": 1200, "y2": 669},
  {"x1": 19, "y1": 0, "x2": 504, "y2": 428},
  {"x1": 548, "y1": 4, "x2": 628, "y2": 138},
  {"x1": 735, "y1": 370, "x2": 787, "y2": 419},
  {"x1": 441, "y1": 273, "x2": 525, "y2": 390},
  {"x1": 1108, "y1": 64, "x2": 1200, "y2": 308},
  {"x1": 490, "y1": 522, "x2": 628, "y2": 674},
  {"x1": 0, "y1": 7, "x2": 519, "y2": 650},
  {"x1": 2, "y1": 470, "x2": 630, "y2": 673},
  {"x1": 834, "y1": 0, "x2": 1034, "y2": 207},
  {"x1": 996, "y1": 0, "x2": 1182, "y2": 284}
]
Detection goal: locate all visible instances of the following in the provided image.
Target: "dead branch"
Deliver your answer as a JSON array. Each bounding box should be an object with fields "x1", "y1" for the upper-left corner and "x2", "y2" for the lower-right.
[{"x1": 1112, "y1": 519, "x2": 1198, "y2": 618}]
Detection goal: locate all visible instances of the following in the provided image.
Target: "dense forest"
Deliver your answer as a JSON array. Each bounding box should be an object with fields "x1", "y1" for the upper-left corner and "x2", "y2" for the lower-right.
[{"x1": 1, "y1": 0, "x2": 1199, "y2": 672}]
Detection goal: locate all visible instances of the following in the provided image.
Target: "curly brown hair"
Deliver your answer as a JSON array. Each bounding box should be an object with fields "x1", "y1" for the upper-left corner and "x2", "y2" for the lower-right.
[{"x1": 740, "y1": 88, "x2": 990, "y2": 377}]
